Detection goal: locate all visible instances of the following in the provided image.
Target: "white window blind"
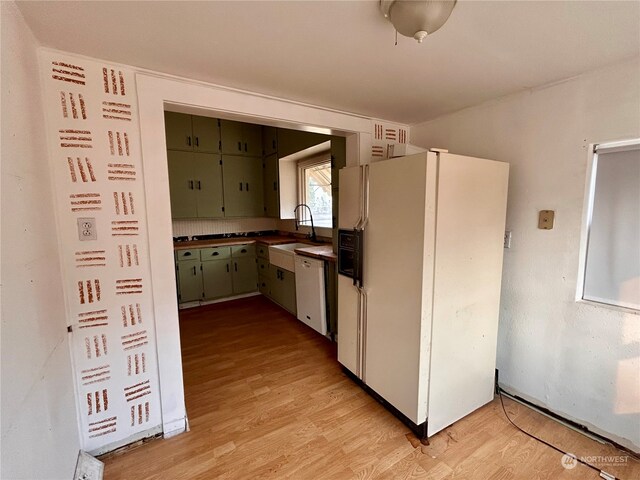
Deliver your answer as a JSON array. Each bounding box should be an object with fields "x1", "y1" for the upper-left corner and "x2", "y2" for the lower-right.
[{"x1": 582, "y1": 141, "x2": 640, "y2": 310}]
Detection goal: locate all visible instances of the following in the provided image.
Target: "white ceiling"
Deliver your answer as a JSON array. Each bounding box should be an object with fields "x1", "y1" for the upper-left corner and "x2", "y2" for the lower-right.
[{"x1": 17, "y1": 1, "x2": 640, "y2": 124}]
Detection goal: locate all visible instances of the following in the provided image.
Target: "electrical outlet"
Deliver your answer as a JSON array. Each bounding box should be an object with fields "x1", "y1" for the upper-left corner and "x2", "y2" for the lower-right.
[
  {"x1": 73, "y1": 451, "x2": 104, "y2": 480},
  {"x1": 503, "y1": 230, "x2": 512, "y2": 249},
  {"x1": 77, "y1": 217, "x2": 97, "y2": 241}
]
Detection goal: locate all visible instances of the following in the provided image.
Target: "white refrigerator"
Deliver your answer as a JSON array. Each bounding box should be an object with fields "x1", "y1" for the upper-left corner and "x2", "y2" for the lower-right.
[{"x1": 337, "y1": 151, "x2": 509, "y2": 440}]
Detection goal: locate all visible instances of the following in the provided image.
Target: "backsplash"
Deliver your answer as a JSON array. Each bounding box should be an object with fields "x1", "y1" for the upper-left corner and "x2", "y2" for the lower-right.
[{"x1": 172, "y1": 217, "x2": 278, "y2": 237}]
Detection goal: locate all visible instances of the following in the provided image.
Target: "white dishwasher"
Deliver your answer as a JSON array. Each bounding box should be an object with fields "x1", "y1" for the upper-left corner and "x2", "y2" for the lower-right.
[{"x1": 294, "y1": 255, "x2": 327, "y2": 336}]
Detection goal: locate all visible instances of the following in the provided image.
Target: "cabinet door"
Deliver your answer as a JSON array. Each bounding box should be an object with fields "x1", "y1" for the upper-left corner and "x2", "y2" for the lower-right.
[
  {"x1": 280, "y1": 269, "x2": 297, "y2": 315},
  {"x1": 194, "y1": 153, "x2": 224, "y2": 218},
  {"x1": 258, "y1": 275, "x2": 270, "y2": 296},
  {"x1": 222, "y1": 156, "x2": 248, "y2": 217},
  {"x1": 243, "y1": 123, "x2": 263, "y2": 157},
  {"x1": 269, "y1": 267, "x2": 283, "y2": 305},
  {"x1": 263, "y1": 153, "x2": 279, "y2": 218},
  {"x1": 202, "y1": 260, "x2": 233, "y2": 299},
  {"x1": 192, "y1": 116, "x2": 221, "y2": 153},
  {"x1": 262, "y1": 126, "x2": 278, "y2": 156},
  {"x1": 165, "y1": 112, "x2": 193, "y2": 151},
  {"x1": 177, "y1": 260, "x2": 202, "y2": 302},
  {"x1": 167, "y1": 151, "x2": 197, "y2": 218},
  {"x1": 232, "y1": 257, "x2": 258, "y2": 294},
  {"x1": 245, "y1": 156, "x2": 264, "y2": 217},
  {"x1": 220, "y1": 119, "x2": 244, "y2": 155}
]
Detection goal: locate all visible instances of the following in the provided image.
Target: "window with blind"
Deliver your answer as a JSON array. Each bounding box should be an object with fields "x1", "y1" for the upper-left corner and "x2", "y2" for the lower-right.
[
  {"x1": 581, "y1": 139, "x2": 640, "y2": 310},
  {"x1": 298, "y1": 156, "x2": 332, "y2": 228}
]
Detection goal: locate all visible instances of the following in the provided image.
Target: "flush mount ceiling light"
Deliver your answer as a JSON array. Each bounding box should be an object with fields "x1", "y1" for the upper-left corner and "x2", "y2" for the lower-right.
[{"x1": 380, "y1": 0, "x2": 457, "y2": 43}]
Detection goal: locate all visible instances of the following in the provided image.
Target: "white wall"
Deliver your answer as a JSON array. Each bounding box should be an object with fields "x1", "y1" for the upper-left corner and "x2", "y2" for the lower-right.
[
  {"x1": 1, "y1": 3, "x2": 81, "y2": 478},
  {"x1": 411, "y1": 59, "x2": 640, "y2": 451}
]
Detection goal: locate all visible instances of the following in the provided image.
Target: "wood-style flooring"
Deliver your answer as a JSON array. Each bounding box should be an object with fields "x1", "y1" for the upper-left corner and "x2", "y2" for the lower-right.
[{"x1": 103, "y1": 296, "x2": 639, "y2": 479}]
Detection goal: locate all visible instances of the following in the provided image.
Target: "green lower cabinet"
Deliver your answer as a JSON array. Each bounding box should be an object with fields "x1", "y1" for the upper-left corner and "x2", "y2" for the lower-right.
[
  {"x1": 202, "y1": 260, "x2": 233, "y2": 299},
  {"x1": 280, "y1": 269, "x2": 297, "y2": 315},
  {"x1": 231, "y1": 257, "x2": 258, "y2": 294},
  {"x1": 268, "y1": 267, "x2": 296, "y2": 315},
  {"x1": 177, "y1": 259, "x2": 203, "y2": 302}
]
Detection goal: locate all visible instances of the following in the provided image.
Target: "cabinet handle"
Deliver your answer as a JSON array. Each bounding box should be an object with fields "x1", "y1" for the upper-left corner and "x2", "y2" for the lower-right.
[
  {"x1": 238, "y1": 141, "x2": 242, "y2": 151},
  {"x1": 273, "y1": 181, "x2": 277, "y2": 191},
  {"x1": 226, "y1": 263, "x2": 229, "y2": 273},
  {"x1": 192, "y1": 266, "x2": 196, "y2": 275},
  {"x1": 241, "y1": 248, "x2": 247, "y2": 253},
  {"x1": 239, "y1": 182, "x2": 243, "y2": 191},
  {"x1": 234, "y1": 262, "x2": 238, "y2": 272},
  {"x1": 188, "y1": 180, "x2": 194, "y2": 190},
  {"x1": 272, "y1": 139, "x2": 276, "y2": 149},
  {"x1": 195, "y1": 137, "x2": 199, "y2": 147},
  {"x1": 187, "y1": 136, "x2": 192, "y2": 146},
  {"x1": 212, "y1": 252, "x2": 219, "y2": 256},
  {"x1": 183, "y1": 251, "x2": 191, "y2": 257},
  {"x1": 244, "y1": 143, "x2": 248, "y2": 152},
  {"x1": 197, "y1": 180, "x2": 201, "y2": 190},
  {"x1": 245, "y1": 182, "x2": 249, "y2": 191}
]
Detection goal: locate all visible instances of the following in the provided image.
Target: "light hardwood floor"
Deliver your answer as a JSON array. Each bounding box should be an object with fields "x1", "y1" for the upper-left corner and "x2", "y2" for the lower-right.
[{"x1": 102, "y1": 296, "x2": 639, "y2": 479}]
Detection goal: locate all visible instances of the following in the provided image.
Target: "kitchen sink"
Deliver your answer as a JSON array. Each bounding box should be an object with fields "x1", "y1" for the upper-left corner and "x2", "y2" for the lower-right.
[{"x1": 268, "y1": 243, "x2": 308, "y2": 272}]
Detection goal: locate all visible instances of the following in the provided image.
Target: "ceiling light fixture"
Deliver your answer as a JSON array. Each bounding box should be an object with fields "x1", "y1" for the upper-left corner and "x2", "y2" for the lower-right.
[{"x1": 380, "y1": 0, "x2": 457, "y2": 43}]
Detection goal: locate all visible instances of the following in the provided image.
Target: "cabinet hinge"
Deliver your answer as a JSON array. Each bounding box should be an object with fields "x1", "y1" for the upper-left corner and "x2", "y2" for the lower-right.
[
  {"x1": 219, "y1": 141, "x2": 222, "y2": 151},
  {"x1": 200, "y1": 265, "x2": 203, "y2": 271}
]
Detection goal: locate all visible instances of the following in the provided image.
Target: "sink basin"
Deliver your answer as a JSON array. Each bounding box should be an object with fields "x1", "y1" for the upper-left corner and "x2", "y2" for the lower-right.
[{"x1": 269, "y1": 243, "x2": 308, "y2": 272}]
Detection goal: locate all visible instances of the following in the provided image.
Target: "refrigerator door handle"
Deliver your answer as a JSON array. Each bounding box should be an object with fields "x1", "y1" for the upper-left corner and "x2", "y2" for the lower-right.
[
  {"x1": 356, "y1": 288, "x2": 362, "y2": 378},
  {"x1": 359, "y1": 286, "x2": 368, "y2": 383},
  {"x1": 361, "y1": 164, "x2": 370, "y2": 228}
]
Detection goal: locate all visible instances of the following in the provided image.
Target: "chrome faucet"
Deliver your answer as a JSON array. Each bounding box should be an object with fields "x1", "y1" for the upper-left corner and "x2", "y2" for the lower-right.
[{"x1": 294, "y1": 203, "x2": 318, "y2": 243}]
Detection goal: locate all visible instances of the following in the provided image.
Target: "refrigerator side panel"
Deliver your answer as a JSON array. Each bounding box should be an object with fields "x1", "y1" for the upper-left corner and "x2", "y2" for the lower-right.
[
  {"x1": 427, "y1": 154, "x2": 509, "y2": 436},
  {"x1": 338, "y1": 166, "x2": 362, "y2": 229},
  {"x1": 364, "y1": 154, "x2": 428, "y2": 425}
]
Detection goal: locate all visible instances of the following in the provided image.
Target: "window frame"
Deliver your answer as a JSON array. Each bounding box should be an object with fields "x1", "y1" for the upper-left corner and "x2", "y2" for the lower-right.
[
  {"x1": 297, "y1": 154, "x2": 333, "y2": 229},
  {"x1": 576, "y1": 138, "x2": 640, "y2": 314}
]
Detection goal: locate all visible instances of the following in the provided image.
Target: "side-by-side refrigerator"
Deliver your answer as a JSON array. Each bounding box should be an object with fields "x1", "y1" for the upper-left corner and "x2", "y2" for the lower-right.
[{"x1": 337, "y1": 150, "x2": 509, "y2": 441}]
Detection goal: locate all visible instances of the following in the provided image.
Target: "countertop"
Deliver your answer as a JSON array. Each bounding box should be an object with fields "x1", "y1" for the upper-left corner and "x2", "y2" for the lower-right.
[
  {"x1": 294, "y1": 245, "x2": 337, "y2": 263},
  {"x1": 174, "y1": 235, "x2": 336, "y2": 262}
]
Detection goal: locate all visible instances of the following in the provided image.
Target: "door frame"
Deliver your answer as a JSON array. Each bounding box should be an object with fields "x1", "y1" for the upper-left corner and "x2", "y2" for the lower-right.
[{"x1": 135, "y1": 72, "x2": 372, "y2": 437}]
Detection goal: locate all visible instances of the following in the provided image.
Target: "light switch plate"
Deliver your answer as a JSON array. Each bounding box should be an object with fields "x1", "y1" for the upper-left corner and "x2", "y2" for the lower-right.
[
  {"x1": 538, "y1": 210, "x2": 555, "y2": 230},
  {"x1": 77, "y1": 217, "x2": 97, "y2": 241}
]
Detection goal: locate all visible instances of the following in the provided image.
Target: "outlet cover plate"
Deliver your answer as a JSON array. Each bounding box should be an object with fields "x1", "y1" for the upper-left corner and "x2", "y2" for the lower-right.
[
  {"x1": 73, "y1": 451, "x2": 104, "y2": 480},
  {"x1": 538, "y1": 210, "x2": 555, "y2": 230},
  {"x1": 77, "y1": 217, "x2": 97, "y2": 241}
]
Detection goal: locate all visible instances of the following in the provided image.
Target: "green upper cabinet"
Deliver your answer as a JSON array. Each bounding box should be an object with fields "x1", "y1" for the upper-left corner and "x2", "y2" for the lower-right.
[
  {"x1": 263, "y1": 153, "x2": 279, "y2": 218},
  {"x1": 168, "y1": 151, "x2": 224, "y2": 219},
  {"x1": 191, "y1": 116, "x2": 221, "y2": 153},
  {"x1": 222, "y1": 156, "x2": 264, "y2": 217},
  {"x1": 262, "y1": 126, "x2": 278, "y2": 156},
  {"x1": 193, "y1": 153, "x2": 224, "y2": 218},
  {"x1": 165, "y1": 112, "x2": 221, "y2": 153},
  {"x1": 220, "y1": 119, "x2": 262, "y2": 156},
  {"x1": 168, "y1": 150, "x2": 197, "y2": 218},
  {"x1": 165, "y1": 112, "x2": 193, "y2": 151}
]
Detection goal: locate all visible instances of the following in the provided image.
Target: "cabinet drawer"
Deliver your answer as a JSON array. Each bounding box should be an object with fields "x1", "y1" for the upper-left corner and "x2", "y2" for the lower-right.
[
  {"x1": 231, "y1": 244, "x2": 255, "y2": 258},
  {"x1": 200, "y1": 246, "x2": 231, "y2": 261},
  {"x1": 257, "y1": 258, "x2": 269, "y2": 275},
  {"x1": 256, "y1": 243, "x2": 269, "y2": 260},
  {"x1": 176, "y1": 249, "x2": 199, "y2": 262}
]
